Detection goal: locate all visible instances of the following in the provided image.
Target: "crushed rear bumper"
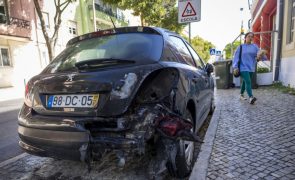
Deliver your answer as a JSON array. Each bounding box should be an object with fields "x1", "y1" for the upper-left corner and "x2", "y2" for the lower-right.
[
  {"x1": 18, "y1": 125, "x2": 89, "y2": 161},
  {"x1": 18, "y1": 104, "x2": 156, "y2": 161}
]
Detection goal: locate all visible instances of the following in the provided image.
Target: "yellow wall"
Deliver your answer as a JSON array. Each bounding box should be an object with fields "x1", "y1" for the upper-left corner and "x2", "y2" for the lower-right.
[{"x1": 281, "y1": 1, "x2": 295, "y2": 58}]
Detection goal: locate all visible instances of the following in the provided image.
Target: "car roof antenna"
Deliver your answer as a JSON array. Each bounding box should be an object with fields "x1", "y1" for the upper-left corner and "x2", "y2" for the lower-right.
[{"x1": 109, "y1": 16, "x2": 116, "y2": 29}]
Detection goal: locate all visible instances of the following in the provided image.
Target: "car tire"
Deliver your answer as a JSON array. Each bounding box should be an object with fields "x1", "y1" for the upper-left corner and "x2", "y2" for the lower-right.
[
  {"x1": 166, "y1": 109, "x2": 195, "y2": 178},
  {"x1": 209, "y1": 97, "x2": 215, "y2": 115}
]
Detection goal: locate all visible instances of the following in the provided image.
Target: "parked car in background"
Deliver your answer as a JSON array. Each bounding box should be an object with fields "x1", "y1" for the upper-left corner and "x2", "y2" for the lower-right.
[{"x1": 18, "y1": 26, "x2": 214, "y2": 178}]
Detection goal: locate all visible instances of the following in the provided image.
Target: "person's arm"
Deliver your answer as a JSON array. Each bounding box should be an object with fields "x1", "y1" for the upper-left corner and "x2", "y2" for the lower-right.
[
  {"x1": 254, "y1": 44, "x2": 266, "y2": 61},
  {"x1": 232, "y1": 45, "x2": 241, "y2": 69},
  {"x1": 257, "y1": 49, "x2": 267, "y2": 61}
]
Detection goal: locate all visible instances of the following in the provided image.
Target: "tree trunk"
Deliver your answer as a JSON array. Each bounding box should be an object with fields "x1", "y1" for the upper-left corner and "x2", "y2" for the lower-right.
[
  {"x1": 140, "y1": 14, "x2": 145, "y2": 26},
  {"x1": 33, "y1": 0, "x2": 54, "y2": 61},
  {"x1": 33, "y1": 0, "x2": 72, "y2": 62}
]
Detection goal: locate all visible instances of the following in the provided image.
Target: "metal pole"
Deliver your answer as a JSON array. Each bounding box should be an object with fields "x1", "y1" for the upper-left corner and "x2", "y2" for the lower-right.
[
  {"x1": 271, "y1": 31, "x2": 275, "y2": 71},
  {"x1": 240, "y1": 8, "x2": 243, "y2": 44},
  {"x1": 231, "y1": 34, "x2": 242, "y2": 58},
  {"x1": 93, "y1": 0, "x2": 97, "y2": 31},
  {"x1": 231, "y1": 43, "x2": 234, "y2": 59},
  {"x1": 240, "y1": 33, "x2": 242, "y2": 45},
  {"x1": 189, "y1": 23, "x2": 191, "y2": 44},
  {"x1": 240, "y1": 20, "x2": 243, "y2": 44},
  {"x1": 274, "y1": 0, "x2": 284, "y2": 81}
]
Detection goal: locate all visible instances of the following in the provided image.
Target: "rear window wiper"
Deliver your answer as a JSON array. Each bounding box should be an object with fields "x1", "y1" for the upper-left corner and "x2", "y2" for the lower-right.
[{"x1": 75, "y1": 58, "x2": 135, "y2": 69}]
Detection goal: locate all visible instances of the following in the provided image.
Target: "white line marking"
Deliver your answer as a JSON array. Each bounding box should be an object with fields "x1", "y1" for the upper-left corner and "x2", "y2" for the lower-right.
[{"x1": 0, "y1": 153, "x2": 28, "y2": 168}]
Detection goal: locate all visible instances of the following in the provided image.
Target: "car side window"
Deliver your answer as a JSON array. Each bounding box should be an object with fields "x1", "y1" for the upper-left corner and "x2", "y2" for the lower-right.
[
  {"x1": 169, "y1": 36, "x2": 196, "y2": 67},
  {"x1": 185, "y1": 43, "x2": 205, "y2": 69},
  {"x1": 162, "y1": 44, "x2": 179, "y2": 62}
]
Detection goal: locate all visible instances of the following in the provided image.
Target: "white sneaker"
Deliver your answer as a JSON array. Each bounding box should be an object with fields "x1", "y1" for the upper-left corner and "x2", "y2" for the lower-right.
[
  {"x1": 249, "y1": 96, "x2": 257, "y2": 104},
  {"x1": 240, "y1": 94, "x2": 247, "y2": 100}
]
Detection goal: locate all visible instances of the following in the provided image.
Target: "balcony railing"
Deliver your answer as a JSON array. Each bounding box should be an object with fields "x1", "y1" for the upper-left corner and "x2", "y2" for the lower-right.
[
  {"x1": 0, "y1": 14, "x2": 30, "y2": 29},
  {"x1": 9, "y1": 16, "x2": 30, "y2": 29},
  {"x1": 94, "y1": 4, "x2": 127, "y2": 23},
  {"x1": 252, "y1": 0, "x2": 264, "y2": 20}
]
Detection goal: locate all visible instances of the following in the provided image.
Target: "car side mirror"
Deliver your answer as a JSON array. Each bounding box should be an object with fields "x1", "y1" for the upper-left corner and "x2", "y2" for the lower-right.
[{"x1": 205, "y1": 63, "x2": 214, "y2": 75}]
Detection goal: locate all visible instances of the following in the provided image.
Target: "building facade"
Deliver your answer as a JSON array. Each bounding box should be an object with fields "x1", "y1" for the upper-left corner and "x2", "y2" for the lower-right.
[
  {"x1": 78, "y1": 0, "x2": 140, "y2": 34},
  {"x1": 0, "y1": 0, "x2": 140, "y2": 89},
  {"x1": 251, "y1": 0, "x2": 295, "y2": 87},
  {"x1": 0, "y1": 0, "x2": 79, "y2": 88},
  {"x1": 280, "y1": 0, "x2": 295, "y2": 88},
  {"x1": 0, "y1": 0, "x2": 36, "y2": 88}
]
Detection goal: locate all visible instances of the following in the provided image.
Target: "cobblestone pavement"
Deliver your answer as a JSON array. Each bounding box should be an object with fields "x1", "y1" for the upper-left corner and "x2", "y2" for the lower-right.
[
  {"x1": 207, "y1": 87, "x2": 295, "y2": 180},
  {"x1": 0, "y1": 153, "x2": 152, "y2": 180}
]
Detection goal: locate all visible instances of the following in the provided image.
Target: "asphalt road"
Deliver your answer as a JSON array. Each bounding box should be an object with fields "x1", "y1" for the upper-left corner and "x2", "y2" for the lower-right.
[{"x1": 0, "y1": 99, "x2": 24, "y2": 162}]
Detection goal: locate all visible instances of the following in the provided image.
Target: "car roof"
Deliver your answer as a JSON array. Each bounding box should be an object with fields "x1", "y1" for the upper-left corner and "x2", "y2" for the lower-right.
[{"x1": 66, "y1": 26, "x2": 181, "y2": 47}]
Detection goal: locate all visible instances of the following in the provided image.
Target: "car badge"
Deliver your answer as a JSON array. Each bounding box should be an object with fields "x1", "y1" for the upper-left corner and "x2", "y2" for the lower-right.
[{"x1": 66, "y1": 74, "x2": 75, "y2": 82}]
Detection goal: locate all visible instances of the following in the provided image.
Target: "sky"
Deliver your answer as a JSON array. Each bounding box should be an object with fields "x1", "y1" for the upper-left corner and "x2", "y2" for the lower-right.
[{"x1": 183, "y1": 0, "x2": 252, "y2": 51}]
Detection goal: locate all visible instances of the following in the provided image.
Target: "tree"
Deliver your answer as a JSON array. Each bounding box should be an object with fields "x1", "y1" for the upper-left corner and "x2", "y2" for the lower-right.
[
  {"x1": 155, "y1": 4, "x2": 186, "y2": 33},
  {"x1": 33, "y1": 0, "x2": 73, "y2": 61},
  {"x1": 183, "y1": 35, "x2": 215, "y2": 63},
  {"x1": 102, "y1": 0, "x2": 185, "y2": 33},
  {"x1": 223, "y1": 40, "x2": 241, "y2": 60}
]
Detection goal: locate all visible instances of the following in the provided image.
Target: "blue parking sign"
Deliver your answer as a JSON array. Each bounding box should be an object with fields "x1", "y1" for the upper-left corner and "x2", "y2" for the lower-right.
[{"x1": 210, "y1": 48, "x2": 216, "y2": 55}]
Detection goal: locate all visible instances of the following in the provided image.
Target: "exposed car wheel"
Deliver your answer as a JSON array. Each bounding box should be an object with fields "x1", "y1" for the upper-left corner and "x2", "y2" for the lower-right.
[{"x1": 167, "y1": 109, "x2": 195, "y2": 178}]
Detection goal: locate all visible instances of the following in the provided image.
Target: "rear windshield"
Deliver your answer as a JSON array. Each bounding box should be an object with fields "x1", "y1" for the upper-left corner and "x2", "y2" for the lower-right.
[{"x1": 43, "y1": 33, "x2": 163, "y2": 73}]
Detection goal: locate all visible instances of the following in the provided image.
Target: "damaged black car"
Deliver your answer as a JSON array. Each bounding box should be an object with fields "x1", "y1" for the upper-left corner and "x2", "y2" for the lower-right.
[{"x1": 18, "y1": 26, "x2": 214, "y2": 178}]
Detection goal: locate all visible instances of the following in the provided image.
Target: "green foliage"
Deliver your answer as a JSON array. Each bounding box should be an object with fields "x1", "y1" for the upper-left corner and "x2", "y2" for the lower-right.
[
  {"x1": 272, "y1": 82, "x2": 295, "y2": 95},
  {"x1": 183, "y1": 35, "x2": 215, "y2": 63},
  {"x1": 154, "y1": 6, "x2": 186, "y2": 33},
  {"x1": 102, "y1": 0, "x2": 185, "y2": 32},
  {"x1": 257, "y1": 67, "x2": 270, "y2": 73},
  {"x1": 224, "y1": 40, "x2": 241, "y2": 60}
]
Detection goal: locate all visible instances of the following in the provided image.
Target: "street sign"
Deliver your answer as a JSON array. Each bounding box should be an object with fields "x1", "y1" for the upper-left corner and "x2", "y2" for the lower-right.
[
  {"x1": 216, "y1": 50, "x2": 222, "y2": 56},
  {"x1": 210, "y1": 48, "x2": 216, "y2": 55},
  {"x1": 178, "y1": 0, "x2": 201, "y2": 24}
]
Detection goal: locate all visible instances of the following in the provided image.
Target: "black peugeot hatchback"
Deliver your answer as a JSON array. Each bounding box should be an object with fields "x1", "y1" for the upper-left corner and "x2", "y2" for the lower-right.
[{"x1": 18, "y1": 26, "x2": 214, "y2": 178}]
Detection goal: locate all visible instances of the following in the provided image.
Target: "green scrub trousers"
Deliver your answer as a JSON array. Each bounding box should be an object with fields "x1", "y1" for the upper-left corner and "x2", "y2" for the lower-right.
[{"x1": 240, "y1": 71, "x2": 253, "y2": 98}]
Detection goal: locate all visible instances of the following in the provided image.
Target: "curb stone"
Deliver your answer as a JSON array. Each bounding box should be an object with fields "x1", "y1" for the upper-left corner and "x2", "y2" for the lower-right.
[{"x1": 189, "y1": 107, "x2": 221, "y2": 180}]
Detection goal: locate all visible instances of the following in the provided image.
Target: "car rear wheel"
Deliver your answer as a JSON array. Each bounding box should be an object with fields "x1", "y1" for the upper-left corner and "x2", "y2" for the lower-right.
[
  {"x1": 209, "y1": 97, "x2": 215, "y2": 115},
  {"x1": 167, "y1": 109, "x2": 195, "y2": 178}
]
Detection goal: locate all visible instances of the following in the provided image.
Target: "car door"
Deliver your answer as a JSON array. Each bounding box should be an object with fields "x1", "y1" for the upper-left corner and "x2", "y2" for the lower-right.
[
  {"x1": 168, "y1": 36, "x2": 208, "y2": 127},
  {"x1": 185, "y1": 42, "x2": 212, "y2": 121}
]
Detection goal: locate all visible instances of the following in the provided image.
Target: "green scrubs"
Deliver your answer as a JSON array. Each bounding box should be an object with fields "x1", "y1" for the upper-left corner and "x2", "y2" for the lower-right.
[{"x1": 240, "y1": 71, "x2": 253, "y2": 97}]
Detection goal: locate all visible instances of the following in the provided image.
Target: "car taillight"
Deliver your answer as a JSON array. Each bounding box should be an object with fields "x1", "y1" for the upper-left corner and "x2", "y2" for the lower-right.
[
  {"x1": 155, "y1": 115, "x2": 203, "y2": 142},
  {"x1": 24, "y1": 83, "x2": 33, "y2": 107},
  {"x1": 25, "y1": 83, "x2": 29, "y2": 96},
  {"x1": 159, "y1": 120, "x2": 180, "y2": 136},
  {"x1": 155, "y1": 116, "x2": 193, "y2": 137}
]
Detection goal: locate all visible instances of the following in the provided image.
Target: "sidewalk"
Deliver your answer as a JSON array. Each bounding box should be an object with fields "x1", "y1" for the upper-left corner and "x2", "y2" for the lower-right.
[
  {"x1": 190, "y1": 87, "x2": 295, "y2": 180},
  {"x1": 0, "y1": 86, "x2": 24, "y2": 102}
]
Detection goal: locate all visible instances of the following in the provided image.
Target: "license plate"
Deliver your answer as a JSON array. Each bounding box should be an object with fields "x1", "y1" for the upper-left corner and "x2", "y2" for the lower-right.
[{"x1": 47, "y1": 94, "x2": 99, "y2": 108}]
